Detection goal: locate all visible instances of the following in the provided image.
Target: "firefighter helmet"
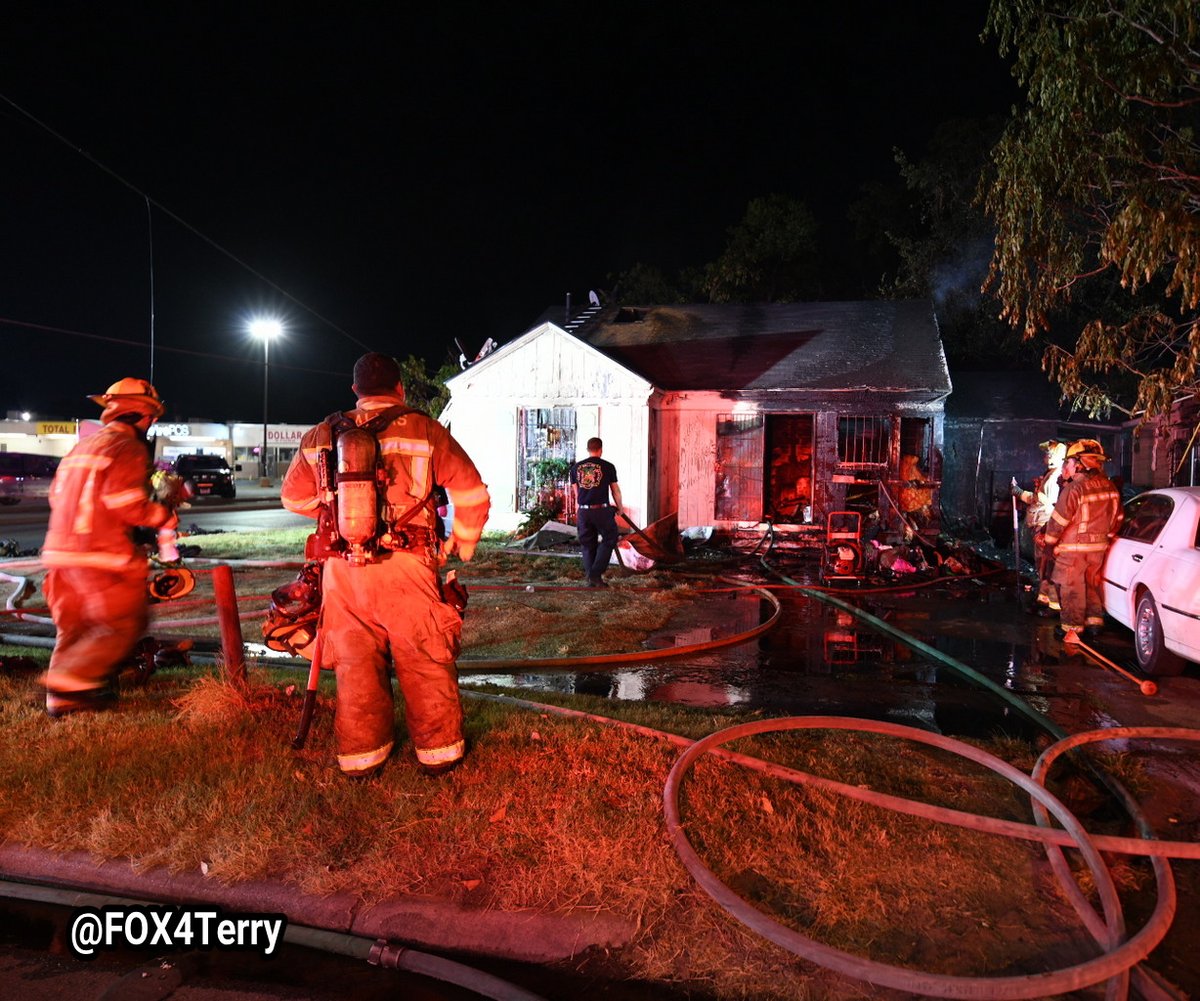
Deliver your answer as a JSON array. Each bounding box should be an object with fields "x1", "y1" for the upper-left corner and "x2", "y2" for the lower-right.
[
  {"x1": 148, "y1": 565, "x2": 196, "y2": 601},
  {"x1": 1065, "y1": 438, "x2": 1107, "y2": 467},
  {"x1": 262, "y1": 562, "x2": 322, "y2": 659},
  {"x1": 1044, "y1": 441, "x2": 1067, "y2": 468},
  {"x1": 89, "y1": 377, "x2": 165, "y2": 422}
]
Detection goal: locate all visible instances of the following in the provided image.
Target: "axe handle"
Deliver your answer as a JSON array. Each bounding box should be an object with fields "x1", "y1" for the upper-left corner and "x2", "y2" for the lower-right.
[{"x1": 291, "y1": 623, "x2": 324, "y2": 750}]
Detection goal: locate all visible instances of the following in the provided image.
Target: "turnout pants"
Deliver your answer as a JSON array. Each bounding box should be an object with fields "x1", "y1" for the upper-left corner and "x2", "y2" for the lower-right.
[
  {"x1": 43, "y1": 566, "x2": 148, "y2": 703},
  {"x1": 1051, "y1": 551, "x2": 1105, "y2": 632},
  {"x1": 322, "y1": 554, "x2": 465, "y2": 774}
]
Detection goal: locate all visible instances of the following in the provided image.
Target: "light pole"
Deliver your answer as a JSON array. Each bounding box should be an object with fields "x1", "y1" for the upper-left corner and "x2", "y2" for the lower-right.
[{"x1": 248, "y1": 318, "x2": 283, "y2": 486}]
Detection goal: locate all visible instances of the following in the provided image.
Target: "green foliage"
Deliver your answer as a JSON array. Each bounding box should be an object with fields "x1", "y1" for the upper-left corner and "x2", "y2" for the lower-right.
[
  {"x1": 517, "y1": 458, "x2": 572, "y2": 536},
  {"x1": 983, "y1": 0, "x2": 1200, "y2": 417},
  {"x1": 610, "y1": 262, "x2": 687, "y2": 305},
  {"x1": 397, "y1": 354, "x2": 454, "y2": 417},
  {"x1": 703, "y1": 194, "x2": 820, "y2": 303}
]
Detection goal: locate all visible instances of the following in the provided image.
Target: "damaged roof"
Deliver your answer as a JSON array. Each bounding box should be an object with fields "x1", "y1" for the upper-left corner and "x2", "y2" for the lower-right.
[{"x1": 574, "y1": 300, "x2": 950, "y2": 398}]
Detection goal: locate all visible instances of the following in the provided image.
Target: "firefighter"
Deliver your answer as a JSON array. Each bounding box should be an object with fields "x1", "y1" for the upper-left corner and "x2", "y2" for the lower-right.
[
  {"x1": 1040, "y1": 439, "x2": 1123, "y2": 643},
  {"x1": 281, "y1": 353, "x2": 490, "y2": 778},
  {"x1": 897, "y1": 454, "x2": 933, "y2": 532},
  {"x1": 569, "y1": 437, "x2": 624, "y2": 587},
  {"x1": 40, "y1": 378, "x2": 177, "y2": 716},
  {"x1": 1012, "y1": 439, "x2": 1067, "y2": 614}
]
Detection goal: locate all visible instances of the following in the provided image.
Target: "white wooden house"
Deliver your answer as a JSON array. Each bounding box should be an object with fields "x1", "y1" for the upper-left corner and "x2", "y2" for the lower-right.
[{"x1": 442, "y1": 300, "x2": 952, "y2": 538}]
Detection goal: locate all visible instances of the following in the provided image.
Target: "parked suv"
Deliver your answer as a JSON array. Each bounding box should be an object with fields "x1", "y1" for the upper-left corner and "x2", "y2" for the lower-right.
[
  {"x1": 0, "y1": 452, "x2": 61, "y2": 505},
  {"x1": 172, "y1": 454, "x2": 238, "y2": 499}
]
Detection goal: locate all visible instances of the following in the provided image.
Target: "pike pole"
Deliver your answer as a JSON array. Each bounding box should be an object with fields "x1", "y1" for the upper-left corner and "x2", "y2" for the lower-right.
[
  {"x1": 291, "y1": 609, "x2": 325, "y2": 750},
  {"x1": 1011, "y1": 493, "x2": 1021, "y2": 601}
]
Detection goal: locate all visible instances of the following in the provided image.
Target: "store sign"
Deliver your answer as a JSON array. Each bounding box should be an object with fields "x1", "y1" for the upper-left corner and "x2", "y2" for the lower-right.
[
  {"x1": 37, "y1": 421, "x2": 77, "y2": 435},
  {"x1": 147, "y1": 423, "x2": 191, "y2": 438},
  {"x1": 266, "y1": 427, "x2": 306, "y2": 444}
]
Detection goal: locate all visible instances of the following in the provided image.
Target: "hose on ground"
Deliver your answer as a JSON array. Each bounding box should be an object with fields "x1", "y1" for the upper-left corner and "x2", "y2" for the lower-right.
[
  {"x1": 0, "y1": 878, "x2": 549, "y2": 1001},
  {"x1": 662, "y1": 716, "x2": 1174, "y2": 1000}
]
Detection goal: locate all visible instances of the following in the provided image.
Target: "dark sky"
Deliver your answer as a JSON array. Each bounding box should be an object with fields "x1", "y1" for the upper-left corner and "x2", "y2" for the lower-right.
[{"x1": 1, "y1": 3, "x2": 1017, "y2": 424}]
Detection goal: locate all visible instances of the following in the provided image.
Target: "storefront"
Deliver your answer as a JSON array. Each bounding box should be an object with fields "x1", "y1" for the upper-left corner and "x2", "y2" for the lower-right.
[
  {"x1": 148, "y1": 421, "x2": 233, "y2": 467},
  {"x1": 231, "y1": 422, "x2": 307, "y2": 481},
  {"x1": 0, "y1": 418, "x2": 79, "y2": 460}
]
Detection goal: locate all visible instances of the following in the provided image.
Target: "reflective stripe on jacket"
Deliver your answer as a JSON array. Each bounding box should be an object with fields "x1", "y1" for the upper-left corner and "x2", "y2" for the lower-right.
[
  {"x1": 42, "y1": 422, "x2": 171, "y2": 571},
  {"x1": 281, "y1": 395, "x2": 490, "y2": 546},
  {"x1": 1044, "y1": 470, "x2": 1122, "y2": 554}
]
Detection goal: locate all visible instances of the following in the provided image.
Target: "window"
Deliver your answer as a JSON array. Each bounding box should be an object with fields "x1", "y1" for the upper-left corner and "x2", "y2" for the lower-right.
[
  {"x1": 837, "y1": 416, "x2": 889, "y2": 466},
  {"x1": 715, "y1": 414, "x2": 764, "y2": 521},
  {"x1": 516, "y1": 407, "x2": 576, "y2": 514},
  {"x1": 1117, "y1": 493, "x2": 1174, "y2": 544}
]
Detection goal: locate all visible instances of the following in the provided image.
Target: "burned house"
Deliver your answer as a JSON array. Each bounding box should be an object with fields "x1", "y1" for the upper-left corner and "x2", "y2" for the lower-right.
[{"x1": 442, "y1": 300, "x2": 951, "y2": 540}]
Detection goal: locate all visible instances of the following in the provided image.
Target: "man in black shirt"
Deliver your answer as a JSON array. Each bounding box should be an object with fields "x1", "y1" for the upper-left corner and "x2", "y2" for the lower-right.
[{"x1": 569, "y1": 437, "x2": 624, "y2": 588}]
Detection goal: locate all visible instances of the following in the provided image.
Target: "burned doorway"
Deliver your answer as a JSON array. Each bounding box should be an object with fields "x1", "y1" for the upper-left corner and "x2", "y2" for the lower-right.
[
  {"x1": 766, "y1": 415, "x2": 814, "y2": 524},
  {"x1": 517, "y1": 407, "x2": 576, "y2": 518}
]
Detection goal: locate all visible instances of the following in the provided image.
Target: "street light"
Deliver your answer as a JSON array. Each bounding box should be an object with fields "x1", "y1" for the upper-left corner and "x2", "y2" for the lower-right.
[{"x1": 247, "y1": 318, "x2": 283, "y2": 486}]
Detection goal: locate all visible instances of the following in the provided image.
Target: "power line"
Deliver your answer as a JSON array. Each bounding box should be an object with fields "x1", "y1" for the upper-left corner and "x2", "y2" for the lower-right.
[
  {"x1": 0, "y1": 90, "x2": 372, "y2": 353},
  {"x1": 0, "y1": 316, "x2": 348, "y2": 379}
]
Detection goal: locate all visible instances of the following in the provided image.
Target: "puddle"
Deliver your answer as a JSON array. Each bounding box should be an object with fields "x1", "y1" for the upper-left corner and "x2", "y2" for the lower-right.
[{"x1": 462, "y1": 578, "x2": 1070, "y2": 742}]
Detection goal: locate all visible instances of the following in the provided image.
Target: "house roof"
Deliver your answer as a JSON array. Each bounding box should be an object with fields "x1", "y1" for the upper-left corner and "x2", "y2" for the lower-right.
[{"x1": 573, "y1": 300, "x2": 951, "y2": 396}]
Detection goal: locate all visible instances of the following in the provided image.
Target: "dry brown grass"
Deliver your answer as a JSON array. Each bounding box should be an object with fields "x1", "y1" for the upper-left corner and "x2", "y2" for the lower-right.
[{"x1": 0, "y1": 654, "x2": 1144, "y2": 1000}]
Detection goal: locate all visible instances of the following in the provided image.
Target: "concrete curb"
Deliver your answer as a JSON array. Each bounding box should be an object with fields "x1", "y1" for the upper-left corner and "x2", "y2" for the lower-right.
[{"x1": 0, "y1": 845, "x2": 635, "y2": 964}]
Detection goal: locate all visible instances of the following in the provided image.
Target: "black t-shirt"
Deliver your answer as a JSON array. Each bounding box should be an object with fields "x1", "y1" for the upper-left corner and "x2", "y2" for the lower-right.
[{"x1": 570, "y1": 456, "x2": 618, "y2": 506}]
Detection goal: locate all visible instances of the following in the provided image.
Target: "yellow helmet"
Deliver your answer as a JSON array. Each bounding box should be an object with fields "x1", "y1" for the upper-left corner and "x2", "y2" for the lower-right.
[
  {"x1": 1065, "y1": 438, "x2": 1107, "y2": 467},
  {"x1": 1040, "y1": 440, "x2": 1067, "y2": 467},
  {"x1": 89, "y1": 377, "x2": 165, "y2": 422}
]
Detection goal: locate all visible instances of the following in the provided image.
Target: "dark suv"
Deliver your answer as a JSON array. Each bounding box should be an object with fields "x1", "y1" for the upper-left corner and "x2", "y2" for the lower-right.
[
  {"x1": 0, "y1": 452, "x2": 60, "y2": 505},
  {"x1": 173, "y1": 454, "x2": 238, "y2": 499}
]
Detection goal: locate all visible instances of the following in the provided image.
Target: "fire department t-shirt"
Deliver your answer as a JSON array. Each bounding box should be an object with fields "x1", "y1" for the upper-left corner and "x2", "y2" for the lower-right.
[{"x1": 570, "y1": 456, "x2": 618, "y2": 506}]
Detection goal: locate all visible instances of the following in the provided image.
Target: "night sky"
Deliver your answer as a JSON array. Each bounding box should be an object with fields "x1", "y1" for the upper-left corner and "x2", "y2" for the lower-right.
[{"x1": 2, "y1": 3, "x2": 1017, "y2": 424}]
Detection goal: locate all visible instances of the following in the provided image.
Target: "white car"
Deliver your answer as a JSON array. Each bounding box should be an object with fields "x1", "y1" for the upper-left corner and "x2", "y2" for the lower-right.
[{"x1": 1102, "y1": 487, "x2": 1200, "y2": 675}]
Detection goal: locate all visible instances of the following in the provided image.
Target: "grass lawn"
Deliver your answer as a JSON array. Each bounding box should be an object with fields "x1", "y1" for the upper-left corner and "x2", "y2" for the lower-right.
[{"x1": 0, "y1": 529, "x2": 1165, "y2": 999}]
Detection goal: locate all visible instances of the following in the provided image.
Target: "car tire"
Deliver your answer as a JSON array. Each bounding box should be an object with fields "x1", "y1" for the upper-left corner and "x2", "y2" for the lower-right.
[{"x1": 1134, "y1": 592, "x2": 1186, "y2": 677}]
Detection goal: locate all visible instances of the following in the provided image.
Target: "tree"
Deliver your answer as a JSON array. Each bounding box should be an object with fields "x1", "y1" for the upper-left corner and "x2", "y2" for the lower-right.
[
  {"x1": 397, "y1": 354, "x2": 455, "y2": 417},
  {"x1": 609, "y1": 262, "x2": 688, "y2": 305},
  {"x1": 850, "y1": 117, "x2": 1038, "y2": 367},
  {"x1": 703, "y1": 194, "x2": 820, "y2": 303},
  {"x1": 983, "y1": 1, "x2": 1200, "y2": 418}
]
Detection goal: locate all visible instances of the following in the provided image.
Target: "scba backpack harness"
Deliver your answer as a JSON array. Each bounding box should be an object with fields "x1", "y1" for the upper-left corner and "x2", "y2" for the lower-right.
[
  {"x1": 264, "y1": 406, "x2": 447, "y2": 658},
  {"x1": 303, "y1": 404, "x2": 442, "y2": 566}
]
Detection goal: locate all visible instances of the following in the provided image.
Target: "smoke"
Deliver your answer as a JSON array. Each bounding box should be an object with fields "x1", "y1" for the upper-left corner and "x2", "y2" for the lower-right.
[{"x1": 930, "y1": 236, "x2": 995, "y2": 307}]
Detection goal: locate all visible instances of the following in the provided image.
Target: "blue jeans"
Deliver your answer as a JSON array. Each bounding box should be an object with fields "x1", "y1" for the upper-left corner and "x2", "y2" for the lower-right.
[{"x1": 578, "y1": 507, "x2": 618, "y2": 580}]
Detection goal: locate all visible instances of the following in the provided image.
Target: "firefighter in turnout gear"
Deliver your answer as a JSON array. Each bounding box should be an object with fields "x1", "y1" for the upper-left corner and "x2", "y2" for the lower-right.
[
  {"x1": 1041, "y1": 439, "x2": 1123, "y2": 644},
  {"x1": 41, "y1": 378, "x2": 178, "y2": 717},
  {"x1": 1012, "y1": 439, "x2": 1067, "y2": 614},
  {"x1": 281, "y1": 353, "x2": 490, "y2": 778}
]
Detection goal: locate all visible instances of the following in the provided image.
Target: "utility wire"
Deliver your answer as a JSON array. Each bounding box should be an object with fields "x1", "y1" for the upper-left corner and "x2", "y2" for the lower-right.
[
  {"x1": 0, "y1": 316, "x2": 348, "y2": 378},
  {"x1": 0, "y1": 91, "x2": 371, "y2": 352}
]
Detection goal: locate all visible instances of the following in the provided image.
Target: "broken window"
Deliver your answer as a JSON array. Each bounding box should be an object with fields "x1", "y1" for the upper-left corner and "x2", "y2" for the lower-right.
[
  {"x1": 715, "y1": 413, "x2": 764, "y2": 522},
  {"x1": 516, "y1": 407, "x2": 576, "y2": 515}
]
